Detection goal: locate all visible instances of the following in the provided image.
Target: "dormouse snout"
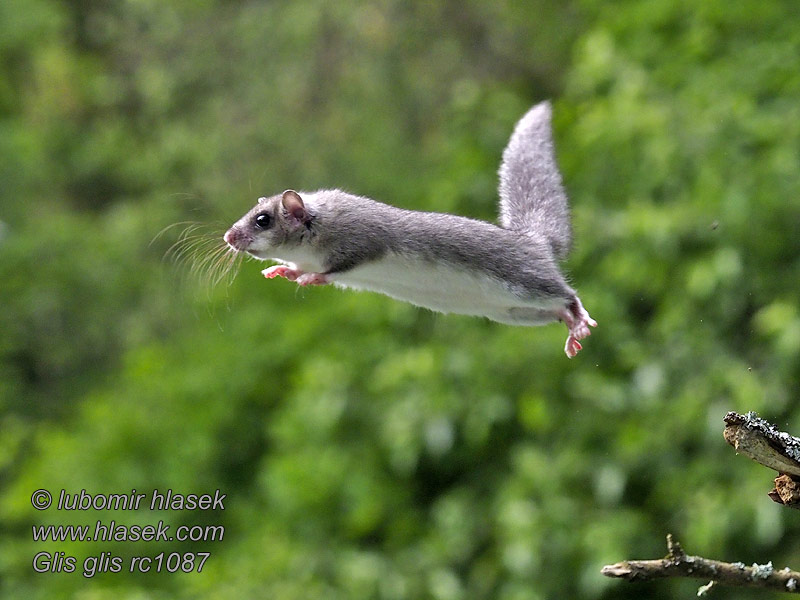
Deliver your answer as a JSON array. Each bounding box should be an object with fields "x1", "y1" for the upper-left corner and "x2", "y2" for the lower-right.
[{"x1": 223, "y1": 228, "x2": 250, "y2": 251}]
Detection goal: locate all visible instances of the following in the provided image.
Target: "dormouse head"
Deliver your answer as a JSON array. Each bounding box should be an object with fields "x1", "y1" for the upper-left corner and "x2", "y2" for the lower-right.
[{"x1": 223, "y1": 189, "x2": 313, "y2": 259}]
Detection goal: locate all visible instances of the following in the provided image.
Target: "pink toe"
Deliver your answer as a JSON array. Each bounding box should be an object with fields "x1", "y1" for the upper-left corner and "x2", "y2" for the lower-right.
[{"x1": 565, "y1": 337, "x2": 582, "y2": 358}]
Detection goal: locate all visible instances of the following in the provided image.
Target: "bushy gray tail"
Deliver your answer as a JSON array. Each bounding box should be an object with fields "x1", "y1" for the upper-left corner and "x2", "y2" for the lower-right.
[{"x1": 498, "y1": 101, "x2": 572, "y2": 261}]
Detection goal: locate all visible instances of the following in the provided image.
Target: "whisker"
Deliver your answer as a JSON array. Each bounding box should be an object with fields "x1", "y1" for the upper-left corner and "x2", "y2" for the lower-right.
[
  {"x1": 151, "y1": 221, "x2": 201, "y2": 248},
  {"x1": 159, "y1": 221, "x2": 246, "y2": 294},
  {"x1": 211, "y1": 248, "x2": 244, "y2": 288},
  {"x1": 193, "y1": 246, "x2": 229, "y2": 279}
]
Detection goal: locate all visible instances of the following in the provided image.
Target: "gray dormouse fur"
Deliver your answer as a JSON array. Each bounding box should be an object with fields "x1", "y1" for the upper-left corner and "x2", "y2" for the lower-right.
[
  {"x1": 224, "y1": 101, "x2": 596, "y2": 356},
  {"x1": 499, "y1": 102, "x2": 572, "y2": 261}
]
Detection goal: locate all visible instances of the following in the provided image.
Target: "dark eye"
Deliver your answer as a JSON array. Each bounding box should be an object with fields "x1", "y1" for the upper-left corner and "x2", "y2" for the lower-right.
[{"x1": 254, "y1": 213, "x2": 271, "y2": 229}]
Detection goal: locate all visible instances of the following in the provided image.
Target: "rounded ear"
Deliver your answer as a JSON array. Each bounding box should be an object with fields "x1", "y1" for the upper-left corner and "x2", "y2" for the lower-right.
[{"x1": 281, "y1": 189, "x2": 309, "y2": 224}]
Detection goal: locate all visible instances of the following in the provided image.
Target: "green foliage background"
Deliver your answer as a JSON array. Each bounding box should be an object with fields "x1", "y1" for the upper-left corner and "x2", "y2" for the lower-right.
[{"x1": 1, "y1": 1, "x2": 799, "y2": 598}]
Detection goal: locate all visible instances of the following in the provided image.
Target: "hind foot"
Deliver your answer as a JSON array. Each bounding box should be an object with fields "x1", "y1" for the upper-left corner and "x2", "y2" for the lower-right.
[{"x1": 560, "y1": 296, "x2": 597, "y2": 358}]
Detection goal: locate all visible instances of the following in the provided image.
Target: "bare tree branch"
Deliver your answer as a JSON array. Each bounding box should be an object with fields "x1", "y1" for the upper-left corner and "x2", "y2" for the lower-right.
[
  {"x1": 724, "y1": 411, "x2": 800, "y2": 508},
  {"x1": 602, "y1": 535, "x2": 800, "y2": 594},
  {"x1": 604, "y1": 413, "x2": 800, "y2": 594}
]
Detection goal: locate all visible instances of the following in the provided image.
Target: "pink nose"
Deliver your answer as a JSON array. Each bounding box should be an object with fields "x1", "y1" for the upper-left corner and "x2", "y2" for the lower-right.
[{"x1": 223, "y1": 229, "x2": 236, "y2": 248}]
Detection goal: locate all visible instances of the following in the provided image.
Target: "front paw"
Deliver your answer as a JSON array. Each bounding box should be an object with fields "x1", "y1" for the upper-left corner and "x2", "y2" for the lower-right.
[
  {"x1": 296, "y1": 272, "x2": 330, "y2": 286},
  {"x1": 262, "y1": 265, "x2": 300, "y2": 281}
]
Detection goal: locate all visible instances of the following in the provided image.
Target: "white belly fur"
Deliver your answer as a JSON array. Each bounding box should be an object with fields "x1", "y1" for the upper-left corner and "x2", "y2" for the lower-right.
[{"x1": 330, "y1": 254, "x2": 563, "y2": 326}]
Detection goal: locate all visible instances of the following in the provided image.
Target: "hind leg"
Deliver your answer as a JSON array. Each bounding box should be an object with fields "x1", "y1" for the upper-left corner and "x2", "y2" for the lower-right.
[{"x1": 559, "y1": 296, "x2": 597, "y2": 358}]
